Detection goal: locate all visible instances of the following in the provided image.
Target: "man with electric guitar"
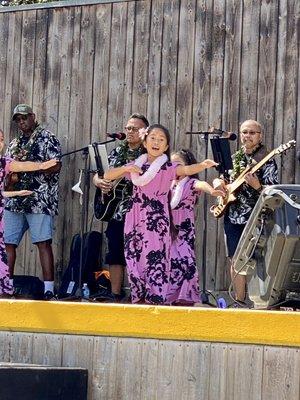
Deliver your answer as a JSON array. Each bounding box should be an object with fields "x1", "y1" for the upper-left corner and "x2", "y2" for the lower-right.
[
  {"x1": 212, "y1": 120, "x2": 281, "y2": 306},
  {"x1": 93, "y1": 113, "x2": 149, "y2": 301}
]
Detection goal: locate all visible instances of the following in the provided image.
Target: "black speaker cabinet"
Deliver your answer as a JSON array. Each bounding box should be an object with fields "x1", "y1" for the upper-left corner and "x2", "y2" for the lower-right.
[{"x1": 0, "y1": 364, "x2": 88, "y2": 400}]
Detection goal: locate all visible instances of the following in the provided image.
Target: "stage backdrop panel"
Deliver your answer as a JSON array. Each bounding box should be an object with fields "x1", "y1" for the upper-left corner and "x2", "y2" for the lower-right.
[
  {"x1": 0, "y1": 0, "x2": 298, "y2": 291},
  {"x1": 0, "y1": 331, "x2": 299, "y2": 400}
]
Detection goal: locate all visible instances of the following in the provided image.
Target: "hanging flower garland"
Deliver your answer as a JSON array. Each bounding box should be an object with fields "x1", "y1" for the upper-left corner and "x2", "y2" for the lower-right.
[
  {"x1": 113, "y1": 140, "x2": 143, "y2": 167},
  {"x1": 231, "y1": 148, "x2": 247, "y2": 180},
  {"x1": 231, "y1": 143, "x2": 263, "y2": 180}
]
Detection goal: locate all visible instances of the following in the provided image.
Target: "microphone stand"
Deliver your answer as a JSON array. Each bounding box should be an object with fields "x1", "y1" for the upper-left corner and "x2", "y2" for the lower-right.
[
  {"x1": 190, "y1": 130, "x2": 226, "y2": 305},
  {"x1": 200, "y1": 132, "x2": 211, "y2": 304},
  {"x1": 60, "y1": 138, "x2": 115, "y2": 300}
]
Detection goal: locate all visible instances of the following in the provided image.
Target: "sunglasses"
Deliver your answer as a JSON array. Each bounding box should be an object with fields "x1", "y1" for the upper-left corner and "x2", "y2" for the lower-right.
[
  {"x1": 241, "y1": 130, "x2": 261, "y2": 135},
  {"x1": 124, "y1": 126, "x2": 140, "y2": 133},
  {"x1": 15, "y1": 114, "x2": 30, "y2": 123}
]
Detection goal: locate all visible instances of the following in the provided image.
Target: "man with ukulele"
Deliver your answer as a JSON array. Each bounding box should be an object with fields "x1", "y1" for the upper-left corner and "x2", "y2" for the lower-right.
[{"x1": 4, "y1": 104, "x2": 61, "y2": 300}]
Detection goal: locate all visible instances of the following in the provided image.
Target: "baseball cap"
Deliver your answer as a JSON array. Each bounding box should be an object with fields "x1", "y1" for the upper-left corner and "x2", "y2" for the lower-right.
[{"x1": 12, "y1": 104, "x2": 33, "y2": 120}]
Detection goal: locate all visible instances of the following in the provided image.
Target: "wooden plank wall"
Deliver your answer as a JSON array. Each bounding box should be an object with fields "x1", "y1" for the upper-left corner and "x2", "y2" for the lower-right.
[
  {"x1": 0, "y1": 330, "x2": 299, "y2": 400},
  {"x1": 0, "y1": 0, "x2": 299, "y2": 291}
]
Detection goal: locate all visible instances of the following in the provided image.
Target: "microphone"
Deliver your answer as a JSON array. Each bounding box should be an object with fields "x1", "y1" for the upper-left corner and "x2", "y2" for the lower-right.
[
  {"x1": 185, "y1": 129, "x2": 237, "y2": 141},
  {"x1": 223, "y1": 132, "x2": 237, "y2": 141},
  {"x1": 106, "y1": 132, "x2": 126, "y2": 140}
]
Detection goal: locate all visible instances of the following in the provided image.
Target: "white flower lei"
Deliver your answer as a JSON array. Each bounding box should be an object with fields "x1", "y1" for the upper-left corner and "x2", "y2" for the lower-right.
[
  {"x1": 170, "y1": 177, "x2": 189, "y2": 209},
  {"x1": 131, "y1": 153, "x2": 168, "y2": 186}
]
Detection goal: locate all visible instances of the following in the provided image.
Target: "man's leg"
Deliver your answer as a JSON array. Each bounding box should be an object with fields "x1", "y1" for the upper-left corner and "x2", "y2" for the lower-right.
[
  {"x1": 224, "y1": 217, "x2": 247, "y2": 303},
  {"x1": 29, "y1": 214, "x2": 54, "y2": 297},
  {"x1": 4, "y1": 210, "x2": 27, "y2": 283},
  {"x1": 109, "y1": 264, "x2": 124, "y2": 295},
  {"x1": 36, "y1": 240, "x2": 54, "y2": 281},
  {"x1": 105, "y1": 219, "x2": 126, "y2": 300},
  {"x1": 5, "y1": 244, "x2": 17, "y2": 278},
  {"x1": 230, "y1": 262, "x2": 246, "y2": 301}
]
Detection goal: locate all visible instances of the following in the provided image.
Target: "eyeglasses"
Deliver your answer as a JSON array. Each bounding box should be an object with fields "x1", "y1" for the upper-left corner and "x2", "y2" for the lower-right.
[
  {"x1": 15, "y1": 115, "x2": 29, "y2": 123},
  {"x1": 125, "y1": 126, "x2": 140, "y2": 133},
  {"x1": 241, "y1": 130, "x2": 261, "y2": 135}
]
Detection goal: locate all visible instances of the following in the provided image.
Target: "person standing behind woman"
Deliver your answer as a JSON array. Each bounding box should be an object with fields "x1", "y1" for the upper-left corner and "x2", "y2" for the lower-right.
[
  {"x1": 104, "y1": 124, "x2": 218, "y2": 305},
  {"x1": 0, "y1": 128, "x2": 58, "y2": 296},
  {"x1": 93, "y1": 113, "x2": 149, "y2": 301},
  {"x1": 4, "y1": 104, "x2": 61, "y2": 300},
  {"x1": 167, "y1": 149, "x2": 225, "y2": 306},
  {"x1": 213, "y1": 120, "x2": 278, "y2": 305}
]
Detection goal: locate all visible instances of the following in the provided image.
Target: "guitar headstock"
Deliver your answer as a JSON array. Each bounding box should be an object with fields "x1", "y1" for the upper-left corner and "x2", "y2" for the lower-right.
[{"x1": 275, "y1": 140, "x2": 296, "y2": 155}]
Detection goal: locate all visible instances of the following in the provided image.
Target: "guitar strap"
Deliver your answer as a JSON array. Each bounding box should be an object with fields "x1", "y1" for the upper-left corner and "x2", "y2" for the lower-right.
[
  {"x1": 232, "y1": 144, "x2": 268, "y2": 182},
  {"x1": 244, "y1": 143, "x2": 268, "y2": 164}
]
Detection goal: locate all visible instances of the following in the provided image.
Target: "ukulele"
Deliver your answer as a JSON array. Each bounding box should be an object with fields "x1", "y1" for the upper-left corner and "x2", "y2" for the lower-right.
[{"x1": 4, "y1": 161, "x2": 62, "y2": 191}]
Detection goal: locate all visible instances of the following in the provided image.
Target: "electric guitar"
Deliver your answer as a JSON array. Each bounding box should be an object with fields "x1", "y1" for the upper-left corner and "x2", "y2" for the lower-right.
[
  {"x1": 211, "y1": 140, "x2": 296, "y2": 218},
  {"x1": 94, "y1": 178, "x2": 127, "y2": 221}
]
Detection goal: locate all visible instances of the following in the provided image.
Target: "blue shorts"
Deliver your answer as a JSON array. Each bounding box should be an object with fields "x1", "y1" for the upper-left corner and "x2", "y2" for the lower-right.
[
  {"x1": 224, "y1": 215, "x2": 246, "y2": 258},
  {"x1": 4, "y1": 210, "x2": 54, "y2": 246}
]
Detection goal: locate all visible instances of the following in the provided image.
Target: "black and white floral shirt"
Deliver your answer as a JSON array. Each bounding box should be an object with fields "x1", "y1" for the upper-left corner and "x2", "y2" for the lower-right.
[
  {"x1": 227, "y1": 145, "x2": 279, "y2": 225},
  {"x1": 108, "y1": 141, "x2": 143, "y2": 221},
  {"x1": 5, "y1": 125, "x2": 61, "y2": 216}
]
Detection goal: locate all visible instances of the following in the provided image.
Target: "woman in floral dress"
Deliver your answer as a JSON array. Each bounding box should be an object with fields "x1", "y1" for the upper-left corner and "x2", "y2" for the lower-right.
[
  {"x1": 167, "y1": 149, "x2": 224, "y2": 305},
  {"x1": 104, "y1": 124, "x2": 218, "y2": 304}
]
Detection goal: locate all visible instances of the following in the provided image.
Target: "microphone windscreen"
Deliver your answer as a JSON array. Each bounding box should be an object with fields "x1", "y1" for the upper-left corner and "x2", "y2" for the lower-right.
[
  {"x1": 106, "y1": 132, "x2": 126, "y2": 140},
  {"x1": 118, "y1": 132, "x2": 126, "y2": 140},
  {"x1": 228, "y1": 133, "x2": 237, "y2": 141}
]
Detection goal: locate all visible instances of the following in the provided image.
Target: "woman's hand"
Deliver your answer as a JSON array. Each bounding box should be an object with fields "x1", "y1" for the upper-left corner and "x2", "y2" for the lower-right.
[
  {"x1": 3, "y1": 190, "x2": 33, "y2": 198},
  {"x1": 40, "y1": 159, "x2": 59, "y2": 170},
  {"x1": 124, "y1": 165, "x2": 142, "y2": 174},
  {"x1": 17, "y1": 190, "x2": 34, "y2": 196},
  {"x1": 212, "y1": 178, "x2": 226, "y2": 190},
  {"x1": 201, "y1": 159, "x2": 219, "y2": 169},
  {"x1": 210, "y1": 188, "x2": 226, "y2": 197}
]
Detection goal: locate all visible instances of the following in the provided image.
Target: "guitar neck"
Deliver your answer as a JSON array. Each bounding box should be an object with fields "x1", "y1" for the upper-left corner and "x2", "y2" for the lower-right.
[{"x1": 231, "y1": 149, "x2": 276, "y2": 192}]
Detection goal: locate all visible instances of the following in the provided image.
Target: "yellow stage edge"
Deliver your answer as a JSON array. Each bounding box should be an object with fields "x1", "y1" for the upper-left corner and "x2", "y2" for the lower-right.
[{"x1": 0, "y1": 300, "x2": 299, "y2": 348}]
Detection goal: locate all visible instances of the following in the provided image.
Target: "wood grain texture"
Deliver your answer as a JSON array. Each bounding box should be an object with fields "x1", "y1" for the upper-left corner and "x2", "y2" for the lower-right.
[
  {"x1": 262, "y1": 346, "x2": 300, "y2": 400},
  {"x1": 0, "y1": 0, "x2": 297, "y2": 293},
  {"x1": 0, "y1": 331, "x2": 299, "y2": 400}
]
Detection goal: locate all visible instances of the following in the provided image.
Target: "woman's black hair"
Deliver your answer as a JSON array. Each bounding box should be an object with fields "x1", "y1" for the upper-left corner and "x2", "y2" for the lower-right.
[
  {"x1": 142, "y1": 123, "x2": 171, "y2": 159},
  {"x1": 172, "y1": 149, "x2": 199, "y2": 179}
]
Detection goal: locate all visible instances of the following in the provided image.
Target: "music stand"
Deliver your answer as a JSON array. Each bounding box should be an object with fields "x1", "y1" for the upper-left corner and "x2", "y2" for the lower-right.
[
  {"x1": 197, "y1": 134, "x2": 233, "y2": 305},
  {"x1": 210, "y1": 136, "x2": 233, "y2": 178},
  {"x1": 88, "y1": 144, "x2": 110, "y2": 173},
  {"x1": 187, "y1": 131, "x2": 234, "y2": 305},
  {"x1": 60, "y1": 139, "x2": 115, "y2": 300}
]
